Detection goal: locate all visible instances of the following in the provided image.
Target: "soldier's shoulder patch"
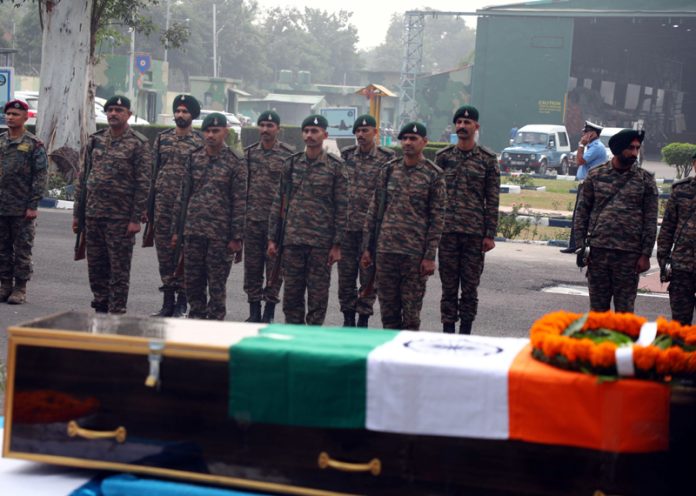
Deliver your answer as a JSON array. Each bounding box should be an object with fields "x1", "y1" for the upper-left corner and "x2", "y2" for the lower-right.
[
  {"x1": 671, "y1": 177, "x2": 692, "y2": 189},
  {"x1": 244, "y1": 141, "x2": 260, "y2": 152},
  {"x1": 158, "y1": 128, "x2": 175, "y2": 137},
  {"x1": 424, "y1": 159, "x2": 444, "y2": 174},
  {"x1": 191, "y1": 145, "x2": 205, "y2": 155},
  {"x1": 279, "y1": 141, "x2": 296, "y2": 153},
  {"x1": 377, "y1": 145, "x2": 396, "y2": 156},
  {"x1": 340, "y1": 144, "x2": 357, "y2": 154},
  {"x1": 435, "y1": 144, "x2": 455, "y2": 156},
  {"x1": 92, "y1": 128, "x2": 108, "y2": 136},
  {"x1": 478, "y1": 145, "x2": 497, "y2": 157},
  {"x1": 22, "y1": 131, "x2": 44, "y2": 147},
  {"x1": 130, "y1": 129, "x2": 149, "y2": 143},
  {"x1": 385, "y1": 156, "x2": 401, "y2": 165}
]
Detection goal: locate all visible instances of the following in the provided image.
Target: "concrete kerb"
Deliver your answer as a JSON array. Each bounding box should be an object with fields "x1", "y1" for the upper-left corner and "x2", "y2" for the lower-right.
[{"x1": 39, "y1": 198, "x2": 74, "y2": 209}]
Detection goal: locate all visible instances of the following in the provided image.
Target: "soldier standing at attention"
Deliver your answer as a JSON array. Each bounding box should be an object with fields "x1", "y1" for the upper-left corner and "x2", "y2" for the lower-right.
[
  {"x1": 657, "y1": 151, "x2": 696, "y2": 324},
  {"x1": 267, "y1": 114, "x2": 348, "y2": 325},
  {"x1": 73, "y1": 96, "x2": 152, "y2": 314},
  {"x1": 172, "y1": 113, "x2": 246, "y2": 320},
  {"x1": 435, "y1": 105, "x2": 499, "y2": 334},
  {"x1": 148, "y1": 94, "x2": 204, "y2": 318},
  {"x1": 339, "y1": 114, "x2": 394, "y2": 327},
  {"x1": 574, "y1": 129, "x2": 658, "y2": 313},
  {"x1": 361, "y1": 122, "x2": 445, "y2": 330},
  {"x1": 243, "y1": 111, "x2": 294, "y2": 323},
  {"x1": 0, "y1": 99, "x2": 48, "y2": 304}
]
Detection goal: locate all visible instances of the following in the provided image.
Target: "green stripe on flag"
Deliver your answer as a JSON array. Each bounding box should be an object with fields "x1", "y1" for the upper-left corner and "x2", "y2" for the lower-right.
[{"x1": 229, "y1": 324, "x2": 397, "y2": 428}]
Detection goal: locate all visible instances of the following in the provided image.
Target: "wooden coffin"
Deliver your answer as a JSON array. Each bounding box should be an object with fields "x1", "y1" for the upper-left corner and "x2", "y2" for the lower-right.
[{"x1": 3, "y1": 312, "x2": 694, "y2": 496}]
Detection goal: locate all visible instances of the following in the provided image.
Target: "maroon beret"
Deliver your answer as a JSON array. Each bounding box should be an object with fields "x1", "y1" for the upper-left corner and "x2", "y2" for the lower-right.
[{"x1": 4, "y1": 99, "x2": 29, "y2": 113}]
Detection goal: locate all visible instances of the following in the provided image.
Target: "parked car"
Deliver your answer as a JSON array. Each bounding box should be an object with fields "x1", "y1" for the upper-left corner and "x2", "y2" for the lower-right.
[
  {"x1": 94, "y1": 97, "x2": 150, "y2": 125},
  {"x1": 192, "y1": 110, "x2": 242, "y2": 138},
  {"x1": 499, "y1": 124, "x2": 572, "y2": 175},
  {"x1": 14, "y1": 90, "x2": 39, "y2": 126}
]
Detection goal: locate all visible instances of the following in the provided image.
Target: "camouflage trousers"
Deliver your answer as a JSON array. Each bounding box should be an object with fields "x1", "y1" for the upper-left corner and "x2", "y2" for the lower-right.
[
  {"x1": 376, "y1": 252, "x2": 428, "y2": 330},
  {"x1": 338, "y1": 230, "x2": 376, "y2": 316},
  {"x1": 282, "y1": 244, "x2": 331, "y2": 325},
  {"x1": 243, "y1": 219, "x2": 282, "y2": 304},
  {"x1": 438, "y1": 233, "x2": 485, "y2": 323},
  {"x1": 154, "y1": 197, "x2": 182, "y2": 291},
  {"x1": 0, "y1": 215, "x2": 35, "y2": 281},
  {"x1": 668, "y1": 269, "x2": 696, "y2": 325},
  {"x1": 86, "y1": 217, "x2": 135, "y2": 314},
  {"x1": 586, "y1": 247, "x2": 640, "y2": 313},
  {"x1": 184, "y1": 235, "x2": 233, "y2": 321}
]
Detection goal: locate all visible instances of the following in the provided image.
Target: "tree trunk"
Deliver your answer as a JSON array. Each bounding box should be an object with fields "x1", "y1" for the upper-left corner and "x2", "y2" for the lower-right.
[{"x1": 38, "y1": 0, "x2": 95, "y2": 183}]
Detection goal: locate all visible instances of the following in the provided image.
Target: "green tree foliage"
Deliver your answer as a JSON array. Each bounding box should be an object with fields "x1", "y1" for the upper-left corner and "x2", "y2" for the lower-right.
[{"x1": 662, "y1": 142, "x2": 696, "y2": 179}]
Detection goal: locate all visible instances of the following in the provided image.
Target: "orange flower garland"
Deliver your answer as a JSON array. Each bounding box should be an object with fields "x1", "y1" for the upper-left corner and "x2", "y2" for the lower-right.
[{"x1": 529, "y1": 310, "x2": 696, "y2": 381}]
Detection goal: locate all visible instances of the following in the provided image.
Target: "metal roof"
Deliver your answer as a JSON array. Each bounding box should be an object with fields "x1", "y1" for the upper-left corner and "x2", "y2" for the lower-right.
[{"x1": 480, "y1": 0, "x2": 696, "y2": 17}]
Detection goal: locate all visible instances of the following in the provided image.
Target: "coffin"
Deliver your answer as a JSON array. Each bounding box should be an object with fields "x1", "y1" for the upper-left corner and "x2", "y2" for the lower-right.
[{"x1": 3, "y1": 312, "x2": 694, "y2": 495}]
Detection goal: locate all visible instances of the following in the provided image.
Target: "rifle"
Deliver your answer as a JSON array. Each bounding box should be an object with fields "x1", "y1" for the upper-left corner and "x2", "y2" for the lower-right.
[
  {"x1": 142, "y1": 138, "x2": 161, "y2": 247},
  {"x1": 172, "y1": 172, "x2": 192, "y2": 278},
  {"x1": 359, "y1": 165, "x2": 392, "y2": 298},
  {"x1": 74, "y1": 142, "x2": 92, "y2": 261},
  {"x1": 266, "y1": 158, "x2": 295, "y2": 290}
]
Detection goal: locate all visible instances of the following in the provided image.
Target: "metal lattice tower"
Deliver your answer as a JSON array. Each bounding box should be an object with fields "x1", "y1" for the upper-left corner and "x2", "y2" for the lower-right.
[{"x1": 397, "y1": 12, "x2": 425, "y2": 127}]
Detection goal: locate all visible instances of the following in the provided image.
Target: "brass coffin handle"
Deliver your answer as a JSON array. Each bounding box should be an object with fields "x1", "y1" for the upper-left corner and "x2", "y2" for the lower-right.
[
  {"x1": 317, "y1": 451, "x2": 381, "y2": 476},
  {"x1": 67, "y1": 420, "x2": 127, "y2": 443}
]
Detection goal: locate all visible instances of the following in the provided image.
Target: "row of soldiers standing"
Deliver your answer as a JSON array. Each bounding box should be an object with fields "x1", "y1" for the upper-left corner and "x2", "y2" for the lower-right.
[{"x1": 70, "y1": 94, "x2": 500, "y2": 332}]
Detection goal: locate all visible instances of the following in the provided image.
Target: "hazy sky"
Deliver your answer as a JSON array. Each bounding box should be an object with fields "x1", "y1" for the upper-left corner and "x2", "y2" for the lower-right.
[{"x1": 254, "y1": 1, "x2": 499, "y2": 50}]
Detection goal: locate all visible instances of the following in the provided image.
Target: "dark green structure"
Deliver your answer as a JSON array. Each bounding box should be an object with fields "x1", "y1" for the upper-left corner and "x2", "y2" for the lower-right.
[{"x1": 472, "y1": 1, "x2": 696, "y2": 152}]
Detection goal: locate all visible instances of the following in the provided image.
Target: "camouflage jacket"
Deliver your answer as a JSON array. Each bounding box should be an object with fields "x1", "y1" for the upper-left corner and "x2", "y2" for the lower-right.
[
  {"x1": 174, "y1": 145, "x2": 247, "y2": 241},
  {"x1": 435, "y1": 144, "x2": 500, "y2": 237},
  {"x1": 341, "y1": 144, "x2": 395, "y2": 232},
  {"x1": 268, "y1": 150, "x2": 348, "y2": 248},
  {"x1": 245, "y1": 140, "x2": 295, "y2": 223},
  {"x1": 574, "y1": 163, "x2": 658, "y2": 256},
  {"x1": 74, "y1": 127, "x2": 152, "y2": 222},
  {"x1": 363, "y1": 157, "x2": 445, "y2": 260},
  {"x1": 0, "y1": 130, "x2": 48, "y2": 216},
  {"x1": 152, "y1": 128, "x2": 204, "y2": 203},
  {"x1": 657, "y1": 177, "x2": 696, "y2": 271}
]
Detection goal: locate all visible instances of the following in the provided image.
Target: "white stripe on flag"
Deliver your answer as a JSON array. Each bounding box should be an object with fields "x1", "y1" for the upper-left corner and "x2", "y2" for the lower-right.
[{"x1": 366, "y1": 332, "x2": 529, "y2": 439}]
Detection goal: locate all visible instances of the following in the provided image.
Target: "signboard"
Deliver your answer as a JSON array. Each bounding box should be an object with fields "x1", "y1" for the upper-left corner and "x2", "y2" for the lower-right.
[
  {"x1": 135, "y1": 54, "x2": 151, "y2": 74},
  {"x1": 0, "y1": 67, "x2": 14, "y2": 127},
  {"x1": 320, "y1": 107, "x2": 357, "y2": 138}
]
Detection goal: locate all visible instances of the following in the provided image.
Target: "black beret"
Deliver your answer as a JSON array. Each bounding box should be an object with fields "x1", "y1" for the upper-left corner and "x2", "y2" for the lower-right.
[
  {"x1": 453, "y1": 105, "x2": 479, "y2": 123},
  {"x1": 608, "y1": 129, "x2": 645, "y2": 156},
  {"x1": 201, "y1": 112, "x2": 227, "y2": 130},
  {"x1": 301, "y1": 114, "x2": 328, "y2": 130},
  {"x1": 104, "y1": 95, "x2": 131, "y2": 111},
  {"x1": 173, "y1": 94, "x2": 200, "y2": 119},
  {"x1": 582, "y1": 121, "x2": 603, "y2": 134},
  {"x1": 353, "y1": 114, "x2": 376, "y2": 133},
  {"x1": 398, "y1": 121, "x2": 427, "y2": 139},
  {"x1": 257, "y1": 110, "x2": 280, "y2": 126},
  {"x1": 4, "y1": 99, "x2": 29, "y2": 112}
]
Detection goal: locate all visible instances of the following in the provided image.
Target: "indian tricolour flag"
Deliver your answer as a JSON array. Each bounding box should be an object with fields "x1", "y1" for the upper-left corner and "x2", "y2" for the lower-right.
[{"x1": 228, "y1": 325, "x2": 669, "y2": 453}]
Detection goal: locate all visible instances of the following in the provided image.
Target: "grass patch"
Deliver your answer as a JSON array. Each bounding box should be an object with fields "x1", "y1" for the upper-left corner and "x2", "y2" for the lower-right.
[
  {"x1": 500, "y1": 191, "x2": 576, "y2": 212},
  {"x1": 515, "y1": 225, "x2": 571, "y2": 242}
]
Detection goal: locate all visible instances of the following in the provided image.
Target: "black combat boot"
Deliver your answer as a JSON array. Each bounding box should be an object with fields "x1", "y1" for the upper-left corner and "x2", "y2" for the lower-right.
[
  {"x1": 91, "y1": 300, "x2": 108, "y2": 314},
  {"x1": 172, "y1": 291, "x2": 188, "y2": 318},
  {"x1": 151, "y1": 289, "x2": 175, "y2": 317},
  {"x1": 246, "y1": 302, "x2": 262, "y2": 322},
  {"x1": 357, "y1": 314, "x2": 369, "y2": 328},
  {"x1": 443, "y1": 322, "x2": 456, "y2": 334},
  {"x1": 460, "y1": 320, "x2": 473, "y2": 335},
  {"x1": 7, "y1": 279, "x2": 27, "y2": 304},
  {"x1": 261, "y1": 302, "x2": 276, "y2": 323},
  {"x1": 0, "y1": 278, "x2": 13, "y2": 302},
  {"x1": 343, "y1": 311, "x2": 356, "y2": 327}
]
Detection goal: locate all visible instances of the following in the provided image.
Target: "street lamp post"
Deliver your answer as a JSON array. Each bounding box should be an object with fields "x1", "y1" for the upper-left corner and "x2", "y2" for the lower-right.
[
  {"x1": 128, "y1": 28, "x2": 135, "y2": 100},
  {"x1": 164, "y1": 0, "x2": 171, "y2": 63}
]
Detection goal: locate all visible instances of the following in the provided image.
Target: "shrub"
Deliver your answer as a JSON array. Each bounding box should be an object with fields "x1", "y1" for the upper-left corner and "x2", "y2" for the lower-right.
[
  {"x1": 497, "y1": 204, "x2": 531, "y2": 239},
  {"x1": 661, "y1": 142, "x2": 696, "y2": 179}
]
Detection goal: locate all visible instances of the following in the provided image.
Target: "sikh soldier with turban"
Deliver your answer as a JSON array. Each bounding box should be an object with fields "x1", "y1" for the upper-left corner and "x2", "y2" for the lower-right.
[
  {"x1": 574, "y1": 129, "x2": 658, "y2": 313},
  {"x1": 268, "y1": 114, "x2": 348, "y2": 325},
  {"x1": 243, "y1": 111, "x2": 295, "y2": 323},
  {"x1": 148, "y1": 94, "x2": 204, "y2": 317},
  {"x1": 0, "y1": 99, "x2": 48, "y2": 304}
]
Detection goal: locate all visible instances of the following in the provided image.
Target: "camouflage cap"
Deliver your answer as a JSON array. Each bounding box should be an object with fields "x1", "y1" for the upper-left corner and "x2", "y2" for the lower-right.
[
  {"x1": 398, "y1": 121, "x2": 427, "y2": 140},
  {"x1": 301, "y1": 114, "x2": 328, "y2": 130},
  {"x1": 173, "y1": 94, "x2": 201, "y2": 119},
  {"x1": 257, "y1": 110, "x2": 280, "y2": 126},
  {"x1": 201, "y1": 112, "x2": 227, "y2": 130},
  {"x1": 4, "y1": 99, "x2": 29, "y2": 113},
  {"x1": 608, "y1": 129, "x2": 645, "y2": 156},
  {"x1": 453, "y1": 105, "x2": 479, "y2": 123},
  {"x1": 352, "y1": 114, "x2": 376, "y2": 133},
  {"x1": 104, "y1": 95, "x2": 131, "y2": 111}
]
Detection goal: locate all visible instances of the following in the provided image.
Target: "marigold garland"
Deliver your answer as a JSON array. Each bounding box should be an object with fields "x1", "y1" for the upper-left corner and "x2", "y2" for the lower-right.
[{"x1": 529, "y1": 310, "x2": 696, "y2": 381}]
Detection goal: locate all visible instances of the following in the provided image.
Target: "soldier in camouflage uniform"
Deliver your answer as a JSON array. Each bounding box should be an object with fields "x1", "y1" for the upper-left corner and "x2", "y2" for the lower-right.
[
  {"x1": 361, "y1": 122, "x2": 445, "y2": 330},
  {"x1": 268, "y1": 114, "x2": 347, "y2": 326},
  {"x1": 0, "y1": 99, "x2": 48, "y2": 304},
  {"x1": 73, "y1": 96, "x2": 152, "y2": 314},
  {"x1": 436, "y1": 105, "x2": 500, "y2": 335},
  {"x1": 657, "y1": 150, "x2": 696, "y2": 324},
  {"x1": 574, "y1": 129, "x2": 658, "y2": 313},
  {"x1": 148, "y1": 94, "x2": 204, "y2": 318},
  {"x1": 339, "y1": 114, "x2": 395, "y2": 327},
  {"x1": 243, "y1": 111, "x2": 294, "y2": 323},
  {"x1": 171, "y1": 113, "x2": 246, "y2": 320}
]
